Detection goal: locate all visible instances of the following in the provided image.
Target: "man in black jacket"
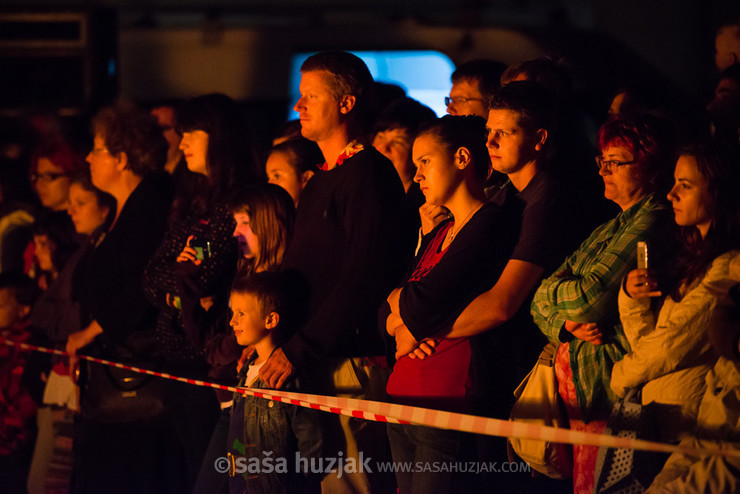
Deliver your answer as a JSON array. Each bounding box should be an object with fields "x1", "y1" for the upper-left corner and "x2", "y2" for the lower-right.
[{"x1": 259, "y1": 51, "x2": 407, "y2": 493}]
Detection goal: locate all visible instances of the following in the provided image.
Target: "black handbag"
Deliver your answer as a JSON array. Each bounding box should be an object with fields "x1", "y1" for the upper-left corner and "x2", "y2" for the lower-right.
[
  {"x1": 593, "y1": 389, "x2": 669, "y2": 493},
  {"x1": 80, "y1": 335, "x2": 166, "y2": 424}
]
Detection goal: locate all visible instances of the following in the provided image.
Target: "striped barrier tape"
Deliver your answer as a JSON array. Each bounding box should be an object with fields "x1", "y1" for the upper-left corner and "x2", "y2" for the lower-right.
[{"x1": 3, "y1": 337, "x2": 739, "y2": 460}]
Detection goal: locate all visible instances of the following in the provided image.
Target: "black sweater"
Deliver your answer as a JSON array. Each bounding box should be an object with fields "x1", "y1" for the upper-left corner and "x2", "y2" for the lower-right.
[
  {"x1": 281, "y1": 147, "x2": 409, "y2": 369},
  {"x1": 73, "y1": 178, "x2": 170, "y2": 348}
]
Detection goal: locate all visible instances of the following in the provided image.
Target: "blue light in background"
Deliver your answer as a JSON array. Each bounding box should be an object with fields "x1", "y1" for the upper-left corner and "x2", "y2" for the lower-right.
[{"x1": 289, "y1": 50, "x2": 454, "y2": 119}]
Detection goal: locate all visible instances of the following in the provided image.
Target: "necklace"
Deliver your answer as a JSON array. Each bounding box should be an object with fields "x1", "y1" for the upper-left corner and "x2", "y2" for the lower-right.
[{"x1": 448, "y1": 202, "x2": 484, "y2": 243}]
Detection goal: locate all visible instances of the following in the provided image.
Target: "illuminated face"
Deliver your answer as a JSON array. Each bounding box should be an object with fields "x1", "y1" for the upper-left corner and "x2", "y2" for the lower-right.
[
  {"x1": 67, "y1": 183, "x2": 110, "y2": 236},
  {"x1": 265, "y1": 151, "x2": 307, "y2": 206},
  {"x1": 233, "y1": 212, "x2": 259, "y2": 259},
  {"x1": 0, "y1": 288, "x2": 26, "y2": 330},
  {"x1": 485, "y1": 109, "x2": 540, "y2": 176},
  {"x1": 598, "y1": 145, "x2": 645, "y2": 211},
  {"x1": 86, "y1": 134, "x2": 120, "y2": 195},
  {"x1": 446, "y1": 79, "x2": 487, "y2": 118},
  {"x1": 179, "y1": 130, "x2": 209, "y2": 176},
  {"x1": 293, "y1": 70, "x2": 343, "y2": 144},
  {"x1": 33, "y1": 157, "x2": 71, "y2": 211},
  {"x1": 373, "y1": 127, "x2": 414, "y2": 185},
  {"x1": 668, "y1": 155, "x2": 712, "y2": 238},
  {"x1": 33, "y1": 234, "x2": 55, "y2": 272},
  {"x1": 229, "y1": 292, "x2": 269, "y2": 346},
  {"x1": 412, "y1": 133, "x2": 463, "y2": 207}
]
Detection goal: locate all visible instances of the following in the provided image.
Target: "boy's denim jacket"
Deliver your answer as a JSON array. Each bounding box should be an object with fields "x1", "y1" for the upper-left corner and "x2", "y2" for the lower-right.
[{"x1": 232, "y1": 354, "x2": 324, "y2": 493}]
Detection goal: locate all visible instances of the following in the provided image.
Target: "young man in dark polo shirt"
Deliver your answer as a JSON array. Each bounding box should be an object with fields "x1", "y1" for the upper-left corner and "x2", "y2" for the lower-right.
[
  {"x1": 394, "y1": 80, "x2": 583, "y2": 492},
  {"x1": 394, "y1": 82, "x2": 581, "y2": 363},
  {"x1": 259, "y1": 51, "x2": 406, "y2": 493}
]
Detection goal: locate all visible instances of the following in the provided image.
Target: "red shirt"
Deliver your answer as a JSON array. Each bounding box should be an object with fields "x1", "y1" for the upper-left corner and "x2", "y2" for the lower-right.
[{"x1": 386, "y1": 221, "x2": 473, "y2": 412}]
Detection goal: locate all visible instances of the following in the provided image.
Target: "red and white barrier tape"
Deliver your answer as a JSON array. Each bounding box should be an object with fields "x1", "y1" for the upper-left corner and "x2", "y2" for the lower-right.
[{"x1": 4, "y1": 338, "x2": 739, "y2": 460}]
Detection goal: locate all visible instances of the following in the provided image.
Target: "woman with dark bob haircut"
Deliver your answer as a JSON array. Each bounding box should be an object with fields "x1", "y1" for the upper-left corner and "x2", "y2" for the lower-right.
[
  {"x1": 172, "y1": 92, "x2": 258, "y2": 218},
  {"x1": 143, "y1": 93, "x2": 259, "y2": 491},
  {"x1": 65, "y1": 102, "x2": 171, "y2": 493},
  {"x1": 531, "y1": 113, "x2": 676, "y2": 493}
]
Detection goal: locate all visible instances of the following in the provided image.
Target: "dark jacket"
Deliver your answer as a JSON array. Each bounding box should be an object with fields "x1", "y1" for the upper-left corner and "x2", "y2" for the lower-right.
[{"x1": 72, "y1": 177, "x2": 170, "y2": 348}]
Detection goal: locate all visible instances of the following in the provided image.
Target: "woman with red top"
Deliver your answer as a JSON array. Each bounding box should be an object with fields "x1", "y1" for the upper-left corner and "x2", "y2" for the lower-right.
[{"x1": 384, "y1": 115, "x2": 518, "y2": 494}]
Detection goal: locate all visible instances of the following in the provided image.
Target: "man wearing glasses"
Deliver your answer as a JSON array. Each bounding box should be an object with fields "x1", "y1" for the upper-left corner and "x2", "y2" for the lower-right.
[{"x1": 445, "y1": 59, "x2": 506, "y2": 118}]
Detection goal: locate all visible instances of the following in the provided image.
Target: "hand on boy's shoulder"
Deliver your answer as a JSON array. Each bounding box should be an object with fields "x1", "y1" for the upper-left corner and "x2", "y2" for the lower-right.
[
  {"x1": 259, "y1": 347, "x2": 294, "y2": 389},
  {"x1": 236, "y1": 345, "x2": 256, "y2": 373}
]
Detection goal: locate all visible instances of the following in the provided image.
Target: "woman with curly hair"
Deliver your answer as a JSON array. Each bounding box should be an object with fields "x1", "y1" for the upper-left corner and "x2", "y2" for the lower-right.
[
  {"x1": 65, "y1": 102, "x2": 171, "y2": 494},
  {"x1": 67, "y1": 101, "x2": 169, "y2": 369}
]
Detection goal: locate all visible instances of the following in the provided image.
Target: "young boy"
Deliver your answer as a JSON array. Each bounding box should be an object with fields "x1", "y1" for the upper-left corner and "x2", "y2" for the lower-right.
[
  {"x1": 0, "y1": 273, "x2": 44, "y2": 494},
  {"x1": 227, "y1": 271, "x2": 323, "y2": 494}
]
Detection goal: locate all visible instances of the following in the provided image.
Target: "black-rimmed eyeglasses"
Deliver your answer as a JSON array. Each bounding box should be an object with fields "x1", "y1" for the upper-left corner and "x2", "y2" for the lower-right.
[
  {"x1": 595, "y1": 157, "x2": 637, "y2": 172},
  {"x1": 30, "y1": 172, "x2": 68, "y2": 183}
]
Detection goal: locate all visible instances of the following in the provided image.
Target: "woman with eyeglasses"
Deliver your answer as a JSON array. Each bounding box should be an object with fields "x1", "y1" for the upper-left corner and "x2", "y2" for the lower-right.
[
  {"x1": 23, "y1": 140, "x2": 85, "y2": 288},
  {"x1": 530, "y1": 114, "x2": 675, "y2": 493},
  {"x1": 30, "y1": 139, "x2": 85, "y2": 213},
  {"x1": 65, "y1": 102, "x2": 171, "y2": 494}
]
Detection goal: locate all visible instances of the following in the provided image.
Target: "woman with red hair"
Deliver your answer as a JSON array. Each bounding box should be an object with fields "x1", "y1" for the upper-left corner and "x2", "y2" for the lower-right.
[
  {"x1": 30, "y1": 139, "x2": 85, "y2": 212},
  {"x1": 531, "y1": 114, "x2": 675, "y2": 493}
]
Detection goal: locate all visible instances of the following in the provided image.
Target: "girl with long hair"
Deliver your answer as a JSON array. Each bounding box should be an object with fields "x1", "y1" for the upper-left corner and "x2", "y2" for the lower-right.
[
  {"x1": 611, "y1": 141, "x2": 740, "y2": 443},
  {"x1": 191, "y1": 183, "x2": 295, "y2": 494},
  {"x1": 265, "y1": 137, "x2": 320, "y2": 207}
]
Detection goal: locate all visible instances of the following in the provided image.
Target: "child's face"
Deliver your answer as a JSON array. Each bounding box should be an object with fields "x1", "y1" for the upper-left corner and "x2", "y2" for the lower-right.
[
  {"x1": 265, "y1": 150, "x2": 304, "y2": 206},
  {"x1": 67, "y1": 183, "x2": 110, "y2": 236},
  {"x1": 33, "y1": 234, "x2": 55, "y2": 272},
  {"x1": 229, "y1": 292, "x2": 269, "y2": 346},
  {"x1": 0, "y1": 288, "x2": 26, "y2": 330},
  {"x1": 232, "y1": 213, "x2": 259, "y2": 260}
]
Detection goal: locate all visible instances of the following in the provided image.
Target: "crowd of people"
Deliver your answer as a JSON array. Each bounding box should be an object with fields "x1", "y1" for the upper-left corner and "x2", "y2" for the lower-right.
[{"x1": 0, "y1": 20, "x2": 740, "y2": 494}]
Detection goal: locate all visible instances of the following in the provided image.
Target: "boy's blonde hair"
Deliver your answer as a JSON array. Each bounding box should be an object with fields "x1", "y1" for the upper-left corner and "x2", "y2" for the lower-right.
[{"x1": 231, "y1": 271, "x2": 297, "y2": 345}]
